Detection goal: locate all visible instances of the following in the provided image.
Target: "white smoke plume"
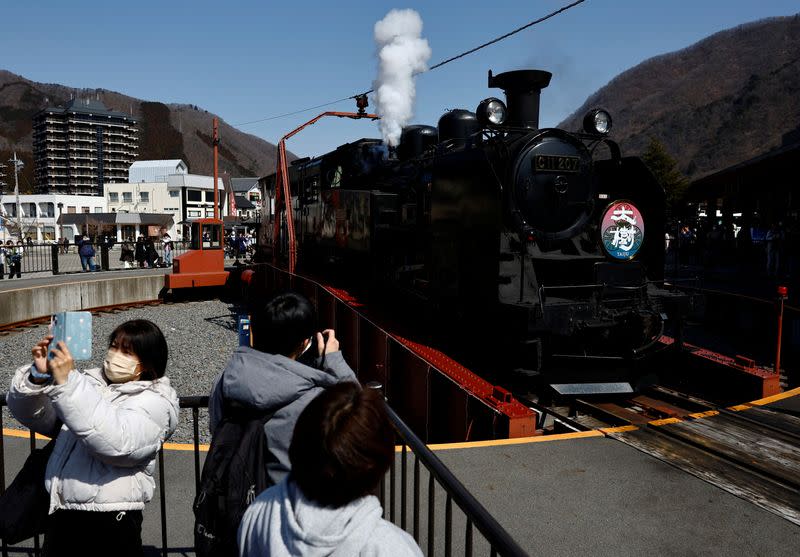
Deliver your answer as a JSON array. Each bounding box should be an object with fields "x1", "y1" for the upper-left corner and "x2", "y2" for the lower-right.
[{"x1": 372, "y1": 9, "x2": 431, "y2": 146}]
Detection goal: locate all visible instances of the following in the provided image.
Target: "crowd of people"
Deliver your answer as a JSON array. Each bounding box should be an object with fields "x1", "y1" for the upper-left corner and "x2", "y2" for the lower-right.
[
  {"x1": 0, "y1": 226, "x2": 252, "y2": 278},
  {"x1": 226, "y1": 230, "x2": 255, "y2": 261},
  {"x1": 666, "y1": 218, "x2": 800, "y2": 280},
  {"x1": 4, "y1": 291, "x2": 422, "y2": 556}
]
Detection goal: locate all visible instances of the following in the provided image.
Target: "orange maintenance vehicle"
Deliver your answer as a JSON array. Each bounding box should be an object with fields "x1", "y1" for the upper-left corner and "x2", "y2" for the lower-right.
[{"x1": 165, "y1": 218, "x2": 229, "y2": 289}]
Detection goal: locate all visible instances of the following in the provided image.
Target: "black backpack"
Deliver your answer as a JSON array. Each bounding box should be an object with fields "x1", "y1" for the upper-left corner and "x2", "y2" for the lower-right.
[{"x1": 193, "y1": 401, "x2": 276, "y2": 557}]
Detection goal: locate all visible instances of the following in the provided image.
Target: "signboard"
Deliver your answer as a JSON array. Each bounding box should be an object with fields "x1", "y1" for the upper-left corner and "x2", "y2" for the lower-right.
[
  {"x1": 148, "y1": 225, "x2": 162, "y2": 237},
  {"x1": 601, "y1": 201, "x2": 644, "y2": 260}
]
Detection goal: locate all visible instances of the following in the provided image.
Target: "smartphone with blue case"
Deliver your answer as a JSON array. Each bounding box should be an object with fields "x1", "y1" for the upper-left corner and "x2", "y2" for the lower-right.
[
  {"x1": 49, "y1": 311, "x2": 93, "y2": 360},
  {"x1": 238, "y1": 316, "x2": 251, "y2": 347}
]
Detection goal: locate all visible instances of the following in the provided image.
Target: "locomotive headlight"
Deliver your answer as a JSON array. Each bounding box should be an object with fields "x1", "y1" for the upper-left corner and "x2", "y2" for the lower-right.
[
  {"x1": 477, "y1": 97, "x2": 507, "y2": 126},
  {"x1": 583, "y1": 108, "x2": 612, "y2": 135}
]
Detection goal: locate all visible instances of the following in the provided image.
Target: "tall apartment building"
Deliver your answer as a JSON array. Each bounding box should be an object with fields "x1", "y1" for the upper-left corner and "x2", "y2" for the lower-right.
[{"x1": 32, "y1": 99, "x2": 138, "y2": 195}]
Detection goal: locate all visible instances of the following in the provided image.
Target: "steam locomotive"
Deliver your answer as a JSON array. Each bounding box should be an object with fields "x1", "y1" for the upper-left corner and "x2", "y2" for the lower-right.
[{"x1": 260, "y1": 69, "x2": 682, "y2": 380}]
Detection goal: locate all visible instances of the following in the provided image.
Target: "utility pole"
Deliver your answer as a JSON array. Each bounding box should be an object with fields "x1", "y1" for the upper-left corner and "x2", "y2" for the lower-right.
[
  {"x1": 11, "y1": 152, "x2": 24, "y2": 239},
  {"x1": 213, "y1": 118, "x2": 219, "y2": 220},
  {"x1": 0, "y1": 163, "x2": 6, "y2": 241}
]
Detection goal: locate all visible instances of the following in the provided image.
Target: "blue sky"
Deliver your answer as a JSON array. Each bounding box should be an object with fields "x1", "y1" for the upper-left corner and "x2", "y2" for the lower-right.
[{"x1": 1, "y1": 1, "x2": 798, "y2": 159}]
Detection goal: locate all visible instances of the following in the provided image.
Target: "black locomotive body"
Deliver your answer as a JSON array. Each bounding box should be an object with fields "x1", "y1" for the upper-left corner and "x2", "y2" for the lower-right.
[{"x1": 261, "y1": 69, "x2": 680, "y2": 377}]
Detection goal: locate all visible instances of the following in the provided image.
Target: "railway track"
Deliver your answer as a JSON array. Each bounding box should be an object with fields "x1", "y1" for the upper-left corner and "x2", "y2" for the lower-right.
[
  {"x1": 0, "y1": 299, "x2": 172, "y2": 335},
  {"x1": 520, "y1": 385, "x2": 800, "y2": 525}
]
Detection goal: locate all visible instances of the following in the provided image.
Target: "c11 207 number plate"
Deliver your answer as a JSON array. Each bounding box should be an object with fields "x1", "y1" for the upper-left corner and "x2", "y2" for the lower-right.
[{"x1": 533, "y1": 155, "x2": 580, "y2": 173}]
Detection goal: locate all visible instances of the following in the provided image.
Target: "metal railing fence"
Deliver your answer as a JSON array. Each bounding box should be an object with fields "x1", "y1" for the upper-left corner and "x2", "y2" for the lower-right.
[
  {"x1": 0, "y1": 394, "x2": 527, "y2": 557},
  {"x1": 0, "y1": 241, "x2": 198, "y2": 278}
]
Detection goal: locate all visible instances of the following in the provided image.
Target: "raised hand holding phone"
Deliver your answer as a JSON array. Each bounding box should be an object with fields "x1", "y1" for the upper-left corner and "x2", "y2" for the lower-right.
[
  {"x1": 47, "y1": 341, "x2": 75, "y2": 385},
  {"x1": 30, "y1": 336, "x2": 53, "y2": 383}
]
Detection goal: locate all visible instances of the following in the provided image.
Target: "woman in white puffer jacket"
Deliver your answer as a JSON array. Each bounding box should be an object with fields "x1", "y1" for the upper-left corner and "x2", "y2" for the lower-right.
[{"x1": 7, "y1": 319, "x2": 179, "y2": 557}]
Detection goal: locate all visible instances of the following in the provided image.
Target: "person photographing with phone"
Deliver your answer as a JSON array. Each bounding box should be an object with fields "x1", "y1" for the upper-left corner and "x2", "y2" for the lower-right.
[{"x1": 6, "y1": 319, "x2": 179, "y2": 556}]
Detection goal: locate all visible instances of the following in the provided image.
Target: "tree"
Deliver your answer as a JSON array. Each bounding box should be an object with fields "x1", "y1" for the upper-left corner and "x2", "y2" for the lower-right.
[{"x1": 642, "y1": 138, "x2": 689, "y2": 213}]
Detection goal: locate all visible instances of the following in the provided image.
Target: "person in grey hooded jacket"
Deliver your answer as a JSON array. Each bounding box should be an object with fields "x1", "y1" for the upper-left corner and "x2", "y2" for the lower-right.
[
  {"x1": 238, "y1": 382, "x2": 422, "y2": 557},
  {"x1": 208, "y1": 291, "x2": 358, "y2": 486}
]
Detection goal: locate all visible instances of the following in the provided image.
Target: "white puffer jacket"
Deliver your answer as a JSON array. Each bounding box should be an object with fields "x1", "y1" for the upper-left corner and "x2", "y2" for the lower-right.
[{"x1": 7, "y1": 364, "x2": 179, "y2": 514}]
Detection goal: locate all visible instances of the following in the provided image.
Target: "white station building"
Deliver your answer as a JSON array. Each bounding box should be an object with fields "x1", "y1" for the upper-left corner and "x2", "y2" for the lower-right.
[
  {"x1": 105, "y1": 159, "x2": 227, "y2": 239},
  {"x1": 0, "y1": 193, "x2": 107, "y2": 243}
]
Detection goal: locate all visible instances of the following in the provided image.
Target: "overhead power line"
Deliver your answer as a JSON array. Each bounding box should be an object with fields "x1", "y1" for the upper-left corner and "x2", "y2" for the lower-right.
[
  {"x1": 234, "y1": 0, "x2": 587, "y2": 127},
  {"x1": 234, "y1": 96, "x2": 355, "y2": 127}
]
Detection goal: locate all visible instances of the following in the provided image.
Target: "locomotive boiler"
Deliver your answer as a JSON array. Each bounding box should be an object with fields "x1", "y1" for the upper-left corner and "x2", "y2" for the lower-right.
[{"x1": 260, "y1": 69, "x2": 681, "y2": 380}]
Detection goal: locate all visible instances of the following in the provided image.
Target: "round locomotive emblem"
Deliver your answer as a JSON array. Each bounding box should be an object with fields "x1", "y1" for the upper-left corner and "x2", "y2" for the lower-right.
[{"x1": 601, "y1": 201, "x2": 644, "y2": 260}]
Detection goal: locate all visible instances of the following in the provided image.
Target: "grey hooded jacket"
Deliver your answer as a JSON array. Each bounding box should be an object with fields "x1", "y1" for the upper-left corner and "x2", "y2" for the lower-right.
[
  {"x1": 208, "y1": 346, "x2": 358, "y2": 485},
  {"x1": 238, "y1": 479, "x2": 422, "y2": 556}
]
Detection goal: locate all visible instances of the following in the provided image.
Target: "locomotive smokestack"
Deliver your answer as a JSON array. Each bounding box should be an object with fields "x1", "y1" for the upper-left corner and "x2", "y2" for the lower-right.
[{"x1": 488, "y1": 69, "x2": 552, "y2": 129}]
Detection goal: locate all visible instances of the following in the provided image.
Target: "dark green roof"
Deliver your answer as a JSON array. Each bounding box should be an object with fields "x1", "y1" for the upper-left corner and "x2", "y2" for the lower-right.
[{"x1": 39, "y1": 98, "x2": 136, "y2": 121}]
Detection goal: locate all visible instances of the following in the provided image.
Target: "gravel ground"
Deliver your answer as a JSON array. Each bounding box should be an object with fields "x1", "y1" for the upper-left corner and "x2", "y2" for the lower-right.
[{"x1": 0, "y1": 299, "x2": 242, "y2": 444}]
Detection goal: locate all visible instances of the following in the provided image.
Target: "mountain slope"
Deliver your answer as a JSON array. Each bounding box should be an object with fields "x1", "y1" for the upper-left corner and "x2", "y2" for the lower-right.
[
  {"x1": 559, "y1": 15, "x2": 800, "y2": 178},
  {"x1": 0, "y1": 70, "x2": 284, "y2": 191}
]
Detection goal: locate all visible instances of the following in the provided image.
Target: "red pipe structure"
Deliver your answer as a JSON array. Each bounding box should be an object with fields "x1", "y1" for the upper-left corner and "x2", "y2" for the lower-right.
[
  {"x1": 776, "y1": 285, "x2": 788, "y2": 376},
  {"x1": 272, "y1": 111, "x2": 379, "y2": 273}
]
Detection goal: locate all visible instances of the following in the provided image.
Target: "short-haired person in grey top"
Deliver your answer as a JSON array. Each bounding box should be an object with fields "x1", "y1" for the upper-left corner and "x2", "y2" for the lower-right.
[
  {"x1": 238, "y1": 382, "x2": 423, "y2": 556},
  {"x1": 208, "y1": 291, "x2": 358, "y2": 485}
]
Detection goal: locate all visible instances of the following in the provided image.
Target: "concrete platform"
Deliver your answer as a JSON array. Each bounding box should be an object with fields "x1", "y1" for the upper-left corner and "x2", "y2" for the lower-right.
[
  {"x1": 0, "y1": 269, "x2": 169, "y2": 327},
  {"x1": 1, "y1": 432, "x2": 197, "y2": 556},
  {"x1": 4, "y1": 416, "x2": 800, "y2": 556},
  {"x1": 433, "y1": 434, "x2": 800, "y2": 556}
]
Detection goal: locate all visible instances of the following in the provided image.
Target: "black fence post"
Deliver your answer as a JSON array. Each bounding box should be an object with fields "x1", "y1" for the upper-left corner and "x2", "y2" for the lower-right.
[
  {"x1": 51, "y1": 244, "x2": 60, "y2": 275},
  {"x1": 101, "y1": 245, "x2": 110, "y2": 271}
]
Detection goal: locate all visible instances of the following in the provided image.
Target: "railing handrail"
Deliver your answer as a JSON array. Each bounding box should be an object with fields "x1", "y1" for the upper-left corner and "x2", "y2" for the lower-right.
[
  {"x1": 387, "y1": 405, "x2": 529, "y2": 557},
  {"x1": 2, "y1": 392, "x2": 529, "y2": 556}
]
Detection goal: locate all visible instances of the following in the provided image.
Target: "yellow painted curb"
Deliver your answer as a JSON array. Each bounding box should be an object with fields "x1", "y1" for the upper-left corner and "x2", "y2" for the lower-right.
[
  {"x1": 2, "y1": 428, "x2": 51, "y2": 440},
  {"x1": 423, "y1": 430, "x2": 604, "y2": 451},
  {"x1": 746, "y1": 386, "x2": 800, "y2": 406},
  {"x1": 6, "y1": 385, "x2": 798, "y2": 453}
]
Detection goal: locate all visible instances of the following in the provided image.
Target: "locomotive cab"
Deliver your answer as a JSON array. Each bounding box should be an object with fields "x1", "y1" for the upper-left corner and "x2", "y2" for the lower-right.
[{"x1": 165, "y1": 218, "x2": 229, "y2": 289}]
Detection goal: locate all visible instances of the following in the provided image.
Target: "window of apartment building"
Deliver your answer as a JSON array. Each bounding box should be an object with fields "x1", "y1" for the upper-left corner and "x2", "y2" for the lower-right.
[
  {"x1": 140, "y1": 191, "x2": 149, "y2": 203},
  {"x1": 123, "y1": 192, "x2": 132, "y2": 203},
  {"x1": 206, "y1": 209, "x2": 215, "y2": 218},
  {"x1": 169, "y1": 190, "x2": 179, "y2": 198},
  {"x1": 2, "y1": 203, "x2": 15, "y2": 217},
  {"x1": 81, "y1": 207, "x2": 90, "y2": 213},
  {"x1": 188, "y1": 210, "x2": 201, "y2": 217},
  {"x1": 94, "y1": 207, "x2": 103, "y2": 213},
  {"x1": 109, "y1": 192, "x2": 119, "y2": 203},
  {"x1": 187, "y1": 190, "x2": 202, "y2": 202},
  {"x1": 42, "y1": 203, "x2": 55, "y2": 218},
  {"x1": 67, "y1": 206, "x2": 76, "y2": 214},
  {"x1": 23, "y1": 203, "x2": 37, "y2": 217},
  {"x1": 205, "y1": 191, "x2": 215, "y2": 202},
  {"x1": 43, "y1": 226, "x2": 55, "y2": 241}
]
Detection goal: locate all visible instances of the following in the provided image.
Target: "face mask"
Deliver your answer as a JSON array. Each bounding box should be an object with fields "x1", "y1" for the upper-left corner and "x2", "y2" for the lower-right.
[{"x1": 103, "y1": 350, "x2": 142, "y2": 383}]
